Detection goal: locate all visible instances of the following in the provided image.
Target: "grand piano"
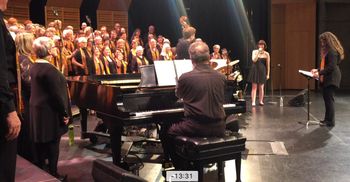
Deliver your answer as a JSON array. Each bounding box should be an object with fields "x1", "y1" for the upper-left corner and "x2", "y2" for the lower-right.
[{"x1": 67, "y1": 66, "x2": 246, "y2": 166}]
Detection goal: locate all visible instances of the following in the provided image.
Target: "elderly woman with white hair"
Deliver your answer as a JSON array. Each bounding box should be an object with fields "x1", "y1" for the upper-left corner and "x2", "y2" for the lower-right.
[
  {"x1": 211, "y1": 44, "x2": 222, "y2": 59},
  {"x1": 160, "y1": 43, "x2": 173, "y2": 60},
  {"x1": 129, "y1": 45, "x2": 148, "y2": 73},
  {"x1": 30, "y1": 36, "x2": 69, "y2": 180}
]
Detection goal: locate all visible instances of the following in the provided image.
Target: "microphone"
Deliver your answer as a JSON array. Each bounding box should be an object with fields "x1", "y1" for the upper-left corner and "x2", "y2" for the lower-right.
[{"x1": 86, "y1": 15, "x2": 91, "y2": 24}]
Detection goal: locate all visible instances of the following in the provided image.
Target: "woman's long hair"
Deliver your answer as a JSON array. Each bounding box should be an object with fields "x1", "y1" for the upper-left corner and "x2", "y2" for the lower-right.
[
  {"x1": 320, "y1": 32, "x2": 344, "y2": 61},
  {"x1": 15, "y1": 32, "x2": 34, "y2": 57}
]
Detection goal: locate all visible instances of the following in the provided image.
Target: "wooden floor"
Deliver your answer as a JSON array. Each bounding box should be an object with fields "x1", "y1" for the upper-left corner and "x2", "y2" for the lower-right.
[{"x1": 15, "y1": 90, "x2": 350, "y2": 182}]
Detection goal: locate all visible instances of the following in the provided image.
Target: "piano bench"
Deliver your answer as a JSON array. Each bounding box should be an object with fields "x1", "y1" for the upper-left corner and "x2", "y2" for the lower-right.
[{"x1": 174, "y1": 131, "x2": 246, "y2": 182}]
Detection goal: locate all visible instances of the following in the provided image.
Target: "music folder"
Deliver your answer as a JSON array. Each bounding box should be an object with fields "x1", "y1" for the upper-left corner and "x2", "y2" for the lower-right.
[{"x1": 298, "y1": 70, "x2": 317, "y2": 80}]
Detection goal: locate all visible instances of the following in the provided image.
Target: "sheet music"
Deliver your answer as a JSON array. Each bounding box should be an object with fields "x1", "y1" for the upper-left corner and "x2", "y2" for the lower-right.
[
  {"x1": 298, "y1": 70, "x2": 316, "y2": 79},
  {"x1": 154, "y1": 61, "x2": 177, "y2": 86},
  {"x1": 210, "y1": 59, "x2": 226, "y2": 70},
  {"x1": 173, "y1": 59, "x2": 193, "y2": 79}
]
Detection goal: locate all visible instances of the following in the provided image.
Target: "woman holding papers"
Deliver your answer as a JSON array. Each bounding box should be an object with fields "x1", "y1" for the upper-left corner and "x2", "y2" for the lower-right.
[
  {"x1": 311, "y1": 32, "x2": 344, "y2": 127},
  {"x1": 247, "y1": 40, "x2": 270, "y2": 106}
]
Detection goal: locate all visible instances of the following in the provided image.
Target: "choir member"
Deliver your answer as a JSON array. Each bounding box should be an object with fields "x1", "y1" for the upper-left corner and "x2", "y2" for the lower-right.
[
  {"x1": 211, "y1": 44, "x2": 222, "y2": 59},
  {"x1": 101, "y1": 46, "x2": 117, "y2": 74},
  {"x1": 100, "y1": 26, "x2": 107, "y2": 35},
  {"x1": 93, "y1": 47, "x2": 106, "y2": 75},
  {"x1": 129, "y1": 46, "x2": 148, "y2": 73},
  {"x1": 62, "y1": 29, "x2": 75, "y2": 76},
  {"x1": 81, "y1": 22, "x2": 87, "y2": 31},
  {"x1": 145, "y1": 38, "x2": 160, "y2": 64},
  {"x1": 120, "y1": 32, "x2": 130, "y2": 60},
  {"x1": 116, "y1": 38, "x2": 128, "y2": 65},
  {"x1": 114, "y1": 23, "x2": 121, "y2": 39},
  {"x1": 115, "y1": 50, "x2": 128, "y2": 74},
  {"x1": 130, "y1": 28, "x2": 143, "y2": 46},
  {"x1": 30, "y1": 36, "x2": 68, "y2": 180},
  {"x1": 129, "y1": 39, "x2": 138, "y2": 60},
  {"x1": 157, "y1": 35, "x2": 164, "y2": 52},
  {"x1": 72, "y1": 37, "x2": 95, "y2": 75},
  {"x1": 160, "y1": 43, "x2": 173, "y2": 61}
]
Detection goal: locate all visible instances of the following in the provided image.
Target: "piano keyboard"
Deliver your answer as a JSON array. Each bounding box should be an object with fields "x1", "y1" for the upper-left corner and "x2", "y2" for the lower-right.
[
  {"x1": 100, "y1": 79, "x2": 141, "y2": 85},
  {"x1": 132, "y1": 103, "x2": 236, "y2": 117}
]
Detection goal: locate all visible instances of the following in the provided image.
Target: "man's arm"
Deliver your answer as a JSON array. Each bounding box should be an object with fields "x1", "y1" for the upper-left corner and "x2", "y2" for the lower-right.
[
  {"x1": 175, "y1": 77, "x2": 185, "y2": 99},
  {"x1": 0, "y1": 19, "x2": 16, "y2": 118}
]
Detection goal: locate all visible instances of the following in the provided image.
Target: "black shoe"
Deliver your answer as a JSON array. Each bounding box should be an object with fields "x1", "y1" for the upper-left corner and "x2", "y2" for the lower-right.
[
  {"x1": 319, "y1": 120, "x2": 334, "y2": 127},
  {"x1": 326, "y1": 122, "x2": 335, "y2": 127},
  {"x1": 319, "y1": 120, "x2": 327, "y2": 126},
  {"x1": 53, "y1": 174, "x2": 67, "y2": 182}
]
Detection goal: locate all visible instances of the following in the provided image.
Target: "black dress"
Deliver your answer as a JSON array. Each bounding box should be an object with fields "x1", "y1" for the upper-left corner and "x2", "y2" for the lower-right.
[
  {"x1": 247, "y1": 58, "x2": 267, "y2": 84},
  {"x1": 29, "y1": 61, "x2": 68, "y2": 143},
  {"x1": 29, "y1": 61, "x2": 68, "y2": 175}
]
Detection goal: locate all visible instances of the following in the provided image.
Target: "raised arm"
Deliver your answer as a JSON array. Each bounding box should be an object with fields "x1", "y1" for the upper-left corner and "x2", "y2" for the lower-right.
[{"x1": 252, "y1": 50, "x2": 259, "y2": 62}]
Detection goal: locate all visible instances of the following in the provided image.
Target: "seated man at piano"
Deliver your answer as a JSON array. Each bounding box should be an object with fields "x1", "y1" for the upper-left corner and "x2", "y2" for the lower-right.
[{"x1": 161, "y1": 41, "x2": 227, "y2": 169}]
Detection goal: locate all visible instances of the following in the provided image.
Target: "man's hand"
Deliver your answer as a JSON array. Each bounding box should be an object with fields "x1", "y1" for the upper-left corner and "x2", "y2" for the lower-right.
[
  {"x1": 266, "y1": 75, "x2": 270, "y2": 80},
  {"x1": 6, "y1": 111, "x2": 21, "y2": 141},
  {"x1": 63, "y1": 117, "x2": 69, "y2": 125}
]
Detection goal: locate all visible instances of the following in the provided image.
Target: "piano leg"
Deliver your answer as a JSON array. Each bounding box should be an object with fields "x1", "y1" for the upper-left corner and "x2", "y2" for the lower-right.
[
  {"x1": 103, "y1": 116, "x2": 123, "y2": 166},
  {"x1": 79, "y1": 107, "x2": 88, "y2": 139}
]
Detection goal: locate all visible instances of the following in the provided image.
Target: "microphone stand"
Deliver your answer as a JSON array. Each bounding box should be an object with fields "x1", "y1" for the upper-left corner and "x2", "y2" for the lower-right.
[
  {"x1": 53, "y1": 9, "x2": 74, "y2": 124},
  {"x1": 226, "y1": 57, "x2": 230, "y2": 80},
  {"x1": 278, "y1": 64, "x2": 282, "y2": 105},
  {"x1": 298, "y1": 71, "x2": 320, "y2": 128},
  {"x1": 267, "y1": 64, "x2": 277, "y2": 105}
]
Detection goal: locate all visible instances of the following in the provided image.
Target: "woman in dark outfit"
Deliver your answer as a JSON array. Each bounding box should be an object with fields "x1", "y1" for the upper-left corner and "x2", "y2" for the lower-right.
[
  {"x1": 247, "y1": 40, "x2": 270, "y2": 106},
  {"x1": 30, "y1": 36, "x2": 69, "y2": 180},
  {"x1": 15, "y1": 32, "x2": 36, "y2": 163},
  {"x1": 311, "y1": 32, "x2": 344, "y2": 127}
]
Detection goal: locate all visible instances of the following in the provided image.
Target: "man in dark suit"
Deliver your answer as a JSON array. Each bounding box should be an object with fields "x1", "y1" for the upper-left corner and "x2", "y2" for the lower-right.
[
  {"x1": 30, "y1": 36, "x2": 69, "y2": 180},
  {"x1": 161, "y1": 41, "x2": 227, "y2": 169},
  {"x1": 0, "y1": 1, "x2": 22, "y2": 181},
  {"x1": 311, "y1": 32, "x2": 344, "y2": 127},
  {"x1": 176, "y1": 26, "x2": 196, "y2": 59}
]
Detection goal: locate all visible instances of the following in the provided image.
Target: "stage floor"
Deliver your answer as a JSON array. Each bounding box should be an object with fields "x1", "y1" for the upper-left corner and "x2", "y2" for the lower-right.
[{"x1": 16, "y1": 90, "x2": 350, "y2": 182}]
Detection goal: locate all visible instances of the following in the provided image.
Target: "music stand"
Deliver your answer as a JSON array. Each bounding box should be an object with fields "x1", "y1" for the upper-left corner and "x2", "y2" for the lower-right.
[{"x1": 298, "y1": 70, "x2": 320, "y2": 128}]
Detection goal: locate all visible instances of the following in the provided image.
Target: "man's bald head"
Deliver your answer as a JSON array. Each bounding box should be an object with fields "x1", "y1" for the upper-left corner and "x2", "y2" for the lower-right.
[{"x1": 188, "y1": 41, "x2": 210, "y2": 63}]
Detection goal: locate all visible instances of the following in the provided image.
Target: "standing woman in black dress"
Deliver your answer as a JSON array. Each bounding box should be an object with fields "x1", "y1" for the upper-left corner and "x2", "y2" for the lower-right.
[
  {"x1": 311, "y1": 32, "x2": 344, "y2": 127},
  {"x1": 30, "y1": 36, "x2": 69, "y2": 180},
  {"x1": 247, "y1": 40, "x2": 270, "y2": 106}
]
